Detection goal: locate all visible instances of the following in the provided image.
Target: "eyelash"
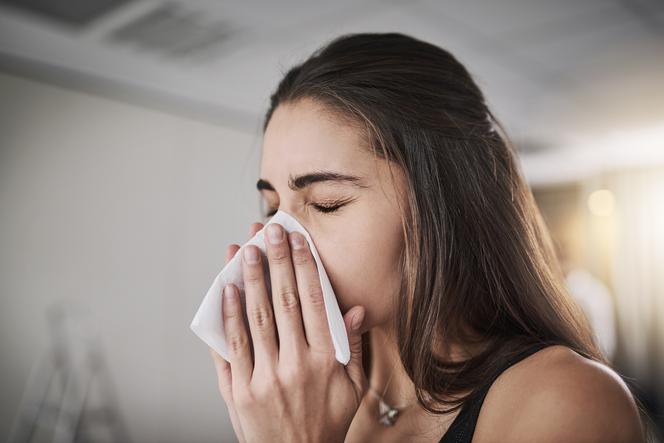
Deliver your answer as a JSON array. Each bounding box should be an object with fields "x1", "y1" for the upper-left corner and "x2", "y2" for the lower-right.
[{"x1": 264, "y1": 200, "x2": 347, "y2": 218}]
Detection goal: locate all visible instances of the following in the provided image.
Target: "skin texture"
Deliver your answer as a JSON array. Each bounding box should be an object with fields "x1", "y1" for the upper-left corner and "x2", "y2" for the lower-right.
[
  {"x1": 209, "y1": 98, "x2": 646, "y2": 443},
  {"x1": 472, "y1": 345, "x2": 645, "y2": 443}
]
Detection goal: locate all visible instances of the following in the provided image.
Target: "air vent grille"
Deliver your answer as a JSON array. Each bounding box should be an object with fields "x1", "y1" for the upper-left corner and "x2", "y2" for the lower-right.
[
  {"x1": 0, "y1": 0, "x2": 132, "y2": 27},
  {"x1": 107, "y1": 2, "x2": 234, "y2": 60}
]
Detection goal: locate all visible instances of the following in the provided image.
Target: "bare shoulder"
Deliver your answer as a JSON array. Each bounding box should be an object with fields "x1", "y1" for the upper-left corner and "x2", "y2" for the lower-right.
[{"x1": 472, "y1": 345, "x2": 645, "y2": 443}]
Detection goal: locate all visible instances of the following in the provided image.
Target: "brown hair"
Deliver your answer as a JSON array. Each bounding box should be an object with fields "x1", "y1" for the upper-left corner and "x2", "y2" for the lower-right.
[{"x1": 262, "y1": 32, "x2": 603, "y2": 414}]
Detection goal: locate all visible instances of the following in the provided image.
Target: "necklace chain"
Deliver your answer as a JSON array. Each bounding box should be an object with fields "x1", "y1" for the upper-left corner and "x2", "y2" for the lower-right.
[{"x1": 367, "y1": 368, "x2": 415, "y2": 426}]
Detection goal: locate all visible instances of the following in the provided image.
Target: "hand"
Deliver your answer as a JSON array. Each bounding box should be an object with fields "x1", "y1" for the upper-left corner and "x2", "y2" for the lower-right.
[
  {"x1": 209, "y1": 222, "x2": 263, "y2": 443},
  {"x1": 209, "y1": 222, "x2": 367, "y2": 443}
]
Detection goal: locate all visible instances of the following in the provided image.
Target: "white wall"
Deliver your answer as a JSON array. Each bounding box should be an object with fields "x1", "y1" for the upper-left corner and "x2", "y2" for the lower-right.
[{"x1": 0, "y1": 72, "x2": 264, "y2": 443}]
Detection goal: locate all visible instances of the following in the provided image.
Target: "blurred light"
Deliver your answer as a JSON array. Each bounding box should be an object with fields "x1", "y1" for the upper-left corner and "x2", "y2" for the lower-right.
[
  {"x1": 588, "y1": 189, "x2": 615, "y2": 217},
  {"x1": 520, "y1": 123, "x2": 664, "y2": 186}
]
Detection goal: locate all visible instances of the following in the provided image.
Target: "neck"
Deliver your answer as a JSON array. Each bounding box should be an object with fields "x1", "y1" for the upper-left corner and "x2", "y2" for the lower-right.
[
  {"x1": 363, "y1": 322, "x2": 486, "y2": 411},
  {"x1": 365, "y1": 323, "x2": 417, "y2": 409}
]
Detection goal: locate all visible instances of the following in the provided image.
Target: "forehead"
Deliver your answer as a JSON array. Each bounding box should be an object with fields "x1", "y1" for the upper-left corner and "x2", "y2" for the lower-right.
[{"x1": 260, "y1": 98, "x2": 373, "y2": 181}]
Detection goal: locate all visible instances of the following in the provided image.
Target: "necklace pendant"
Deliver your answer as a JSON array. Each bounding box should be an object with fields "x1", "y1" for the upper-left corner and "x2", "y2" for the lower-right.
[{"x1": 378, "y1": 399, "x2": 400, "y2": 426}]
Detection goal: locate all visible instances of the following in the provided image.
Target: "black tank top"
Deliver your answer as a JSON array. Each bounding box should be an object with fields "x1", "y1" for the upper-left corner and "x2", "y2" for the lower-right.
[{"x1": 438, "y1": 342, "x2": 551, "y2": 443}]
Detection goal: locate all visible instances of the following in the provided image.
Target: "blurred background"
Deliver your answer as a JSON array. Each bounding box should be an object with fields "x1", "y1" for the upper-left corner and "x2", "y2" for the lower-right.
[{"x1": 1, "y1": 1, "x2": 663, "y2": 442}]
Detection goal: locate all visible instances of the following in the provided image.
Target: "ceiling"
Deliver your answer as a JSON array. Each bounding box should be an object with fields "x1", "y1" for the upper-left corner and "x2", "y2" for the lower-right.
[{"x1": 1, "y1": 0, "x2": 663, "y2": 183}]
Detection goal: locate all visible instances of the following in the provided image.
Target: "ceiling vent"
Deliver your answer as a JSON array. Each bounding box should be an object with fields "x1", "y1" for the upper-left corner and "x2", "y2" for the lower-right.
[
  {"x1": 0, "y1": 0, "x2": 132, "y2": 28},
  {"x1": 106, "y1": 2, "x2": 235, "y2": 61}
]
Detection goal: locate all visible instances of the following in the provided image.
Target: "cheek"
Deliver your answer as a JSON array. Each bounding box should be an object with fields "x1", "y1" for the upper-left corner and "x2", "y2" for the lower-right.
[{"x1": 314, "y1": 223, "x2": 403, "y2": 327}]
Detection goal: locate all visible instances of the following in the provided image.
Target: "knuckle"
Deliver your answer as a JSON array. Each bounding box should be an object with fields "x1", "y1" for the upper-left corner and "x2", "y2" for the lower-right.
[
  {"x1": 291, "y1": 250, "x2": 310, "y2": 266},
  {"x1": 270, "y1": 248, "x2": 291, "y2": 265},
  {"x1": 303, "y1": 283, "x2": 324, "y2": 307},
  {"x1": 278, "y1": 287, "x2": 300, "y2": 312},
  {"x1": 252, "y1": 374, "x2": 279, "y2": 400},
  {"x1": 223, "y1": 303, "x2": 243, "y2": 322},
  {"x1": 228, "y1": 333, "x2": 248, "y2": 354},
  {"x1": 244, "y1": 269, "x2": 263, "y2": 286},
  {"x1": 261, "y1": 369, "x2": 279, "y2": 387},
  {"x1": 234, "y1": 391, "x2": 254, "y2": 409},
  {"x1": 250, "y1": 304, "x2": 273, "y2": 329},
  {"x1": 279, "y1": 366, "x2": 303, "y2": 389},
  {"x1": 312, "y1": 349, "x2": 337, "y2": 370}
]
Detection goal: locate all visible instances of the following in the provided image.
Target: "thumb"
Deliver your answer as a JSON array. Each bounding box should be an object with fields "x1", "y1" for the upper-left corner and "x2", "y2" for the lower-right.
[{"x1": 343, "y1": 305, "x2": 368, "y2": 402}]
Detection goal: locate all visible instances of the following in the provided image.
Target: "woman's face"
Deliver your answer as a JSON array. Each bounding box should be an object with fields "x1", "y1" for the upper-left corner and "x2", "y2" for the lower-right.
[{"x1": 259, "y1": 98, "x2": 407, "y2": 332}]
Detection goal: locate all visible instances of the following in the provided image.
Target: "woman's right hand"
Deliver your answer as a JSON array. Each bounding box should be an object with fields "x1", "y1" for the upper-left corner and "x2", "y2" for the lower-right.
[{"x1": 209, "y1": 221, "x2": 264, "y2": 443}]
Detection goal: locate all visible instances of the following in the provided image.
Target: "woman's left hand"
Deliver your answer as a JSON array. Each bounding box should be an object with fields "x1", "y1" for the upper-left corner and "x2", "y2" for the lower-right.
[{"x1": 209, "y1": 222, "x2": 368, "y2": 443}]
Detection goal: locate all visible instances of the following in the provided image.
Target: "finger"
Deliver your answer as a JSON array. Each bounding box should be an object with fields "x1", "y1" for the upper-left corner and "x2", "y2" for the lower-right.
[
  {"x1": 222, "y1": 283, "x2": 252, "y2": 387},
  {"x1": 210, "y1": 348, "x2": 247, "y2": 443},
  {"x1": 288, "y1": 231, "x2": 334, "y2": 353},
  {"x1": 264, "y1": 223, "x2": 307, "y2": 360},
  {"x1": 226, "y1": 244, "x2": 240, "y2": 264},
  {"x1": 248, "y1": 222, "x2": 264, "y2": 239},
  {"x1": 343, "y1": 306, "x2": 368, "y2": 402},
  {"x1": 241, "y1": 245, "x2": 279, "y2": 371},
  {"x1": 210, "y1": 347, "x2": 233, "y2": 399},
  {"x1": 218, "y1": 245, "x2": 239, "y2": 393}
]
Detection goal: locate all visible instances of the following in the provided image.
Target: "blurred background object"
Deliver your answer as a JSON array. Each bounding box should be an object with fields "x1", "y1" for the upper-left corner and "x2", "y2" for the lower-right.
[
  {"x1": 1, "y1": 1, "x2": 662, "y2": 442},
  {"x1": 8, "y1": 302, "x2": 131, "y2": 443}
]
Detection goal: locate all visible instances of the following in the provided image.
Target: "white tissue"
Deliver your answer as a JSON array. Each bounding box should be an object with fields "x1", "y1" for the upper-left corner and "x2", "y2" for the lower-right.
[{"x1": 190, "y1": 209, "x2": 351, "y2": 365}]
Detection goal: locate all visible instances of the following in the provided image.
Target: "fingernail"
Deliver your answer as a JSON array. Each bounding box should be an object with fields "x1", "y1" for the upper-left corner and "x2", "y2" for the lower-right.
[
  {"x1": 267, "y1": 224, "x2": 283, "y2": 244},
  {"x1": 289, "y1": 232, "x2": 305, "y2": 249},
  {"x1": 352, "y1": 310, "x2": 365, "y2": 331},
  {"x1": 243, "y1": 246, "x2": 259, "y2": 264},
  {"x1": 224, "y1": 284, "x2": 237, "y2": 300}
]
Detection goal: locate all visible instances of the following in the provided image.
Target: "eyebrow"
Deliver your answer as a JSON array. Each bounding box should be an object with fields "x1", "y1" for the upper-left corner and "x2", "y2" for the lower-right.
[{"x1": 256, "y1": 170, "x2": 368, "y2": 192}]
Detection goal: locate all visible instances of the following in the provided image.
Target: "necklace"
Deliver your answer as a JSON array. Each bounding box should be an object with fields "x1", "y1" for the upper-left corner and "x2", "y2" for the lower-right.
[{"x1": 367, "y1": 368, "x2": 416, "y2": 426}]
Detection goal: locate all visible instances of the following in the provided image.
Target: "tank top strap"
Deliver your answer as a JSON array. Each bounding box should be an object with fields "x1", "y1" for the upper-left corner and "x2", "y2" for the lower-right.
[{"x1": 439, "y1": 342, "x2": 552, "y2": 443}]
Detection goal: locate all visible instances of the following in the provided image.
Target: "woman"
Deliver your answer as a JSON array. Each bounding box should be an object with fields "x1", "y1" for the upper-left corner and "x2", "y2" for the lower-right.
[{"x1": 209, "y1": 32, "x2": 646, "y2": 442}]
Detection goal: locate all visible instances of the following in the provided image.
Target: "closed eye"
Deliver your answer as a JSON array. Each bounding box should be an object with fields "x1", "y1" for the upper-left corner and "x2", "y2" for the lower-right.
[
  {"x1": 263, "y1": 198, "x2": 351, "y2": 218},
  {"x1": 311, "y1": 202, "x2": 344, "y2": 214}
]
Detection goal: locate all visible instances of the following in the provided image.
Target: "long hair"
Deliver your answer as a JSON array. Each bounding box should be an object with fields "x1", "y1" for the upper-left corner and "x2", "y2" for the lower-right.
[{"x1": 262, "y1": 32, "x2": 603, "y2": 414}]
